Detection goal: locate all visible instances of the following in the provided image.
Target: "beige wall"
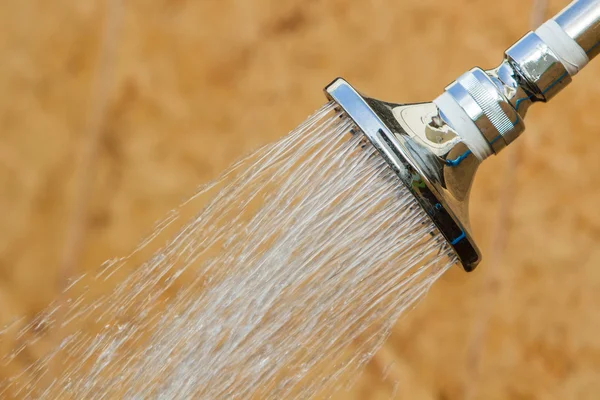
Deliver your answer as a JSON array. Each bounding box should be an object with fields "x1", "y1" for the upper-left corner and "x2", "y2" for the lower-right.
[{"x1": 1, "y1": 0, "x2": 599, "y2": 398}]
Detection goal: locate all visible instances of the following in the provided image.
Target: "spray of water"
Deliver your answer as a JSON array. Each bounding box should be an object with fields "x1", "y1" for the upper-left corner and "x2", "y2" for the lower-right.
[{"x1": 1, "y1": 103, "x2": 457, "y2": 398}]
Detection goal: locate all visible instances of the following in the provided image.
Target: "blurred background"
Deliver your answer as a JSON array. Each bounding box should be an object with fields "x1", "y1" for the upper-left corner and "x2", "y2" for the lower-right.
[{"x1": 1, "y1": 0, "x2": 600, "y2": 398}]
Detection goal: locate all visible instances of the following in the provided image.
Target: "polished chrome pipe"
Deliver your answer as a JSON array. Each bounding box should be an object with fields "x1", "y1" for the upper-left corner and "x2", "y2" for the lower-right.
[
  {"x1": 555, "y1": 0, "x2": 600, "y2": 59},
  {"x1": 324, "y1": 0, "x2": 600, "y2": 272}
]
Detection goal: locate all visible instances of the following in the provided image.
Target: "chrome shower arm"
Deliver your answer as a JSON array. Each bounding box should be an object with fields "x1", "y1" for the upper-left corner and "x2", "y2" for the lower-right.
[
  {"x1": 556, "y1": 0, "x2": 600, "y2": 59},
  {"x1": 435, "y1": 0, "x2": 600, "y2": 159}
]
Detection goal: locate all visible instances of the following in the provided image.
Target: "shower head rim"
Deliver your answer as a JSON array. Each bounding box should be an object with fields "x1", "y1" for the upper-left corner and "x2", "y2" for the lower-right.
[{"x1": 324, "y1": 78, "x2": 481, "y2": 271}]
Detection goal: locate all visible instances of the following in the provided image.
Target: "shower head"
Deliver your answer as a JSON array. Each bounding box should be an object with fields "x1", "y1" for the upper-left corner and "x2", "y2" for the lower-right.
[{"x1": 325, "y1": 0, "x2": 600, "y2": 272}]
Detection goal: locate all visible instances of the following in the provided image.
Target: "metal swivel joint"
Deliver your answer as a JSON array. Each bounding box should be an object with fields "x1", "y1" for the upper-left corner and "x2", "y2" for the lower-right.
[{"x1": 436, "y1": 0, "x2": 599, "y2": 160}]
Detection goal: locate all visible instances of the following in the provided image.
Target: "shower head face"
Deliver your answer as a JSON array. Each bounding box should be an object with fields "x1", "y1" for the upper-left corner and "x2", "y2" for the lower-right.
[{"x1": 325, "y1": 78, "x2": 481, "y2": 272}]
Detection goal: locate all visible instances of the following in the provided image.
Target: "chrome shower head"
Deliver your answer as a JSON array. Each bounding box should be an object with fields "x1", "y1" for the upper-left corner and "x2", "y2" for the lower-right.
[
  {"x1": 325, "y1": 0, "x2": 600, "y2": 271},
  {"x1": 326, "y1": 80, "x2": 483, "y2": 271}
]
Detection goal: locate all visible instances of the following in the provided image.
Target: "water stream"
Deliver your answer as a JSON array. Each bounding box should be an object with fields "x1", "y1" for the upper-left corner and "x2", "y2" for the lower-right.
[{"x1": 1, "y1": 103, "x2": 456, "y2": 398}]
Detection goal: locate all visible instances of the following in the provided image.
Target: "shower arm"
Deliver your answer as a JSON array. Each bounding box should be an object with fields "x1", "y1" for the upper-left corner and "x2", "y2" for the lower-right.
[
  {"x1": 325, "y1": 0, "x2": 600, "y2": 271},
  {"x1": 433, "y1": 0, "x2": 600, "y2": 160}
]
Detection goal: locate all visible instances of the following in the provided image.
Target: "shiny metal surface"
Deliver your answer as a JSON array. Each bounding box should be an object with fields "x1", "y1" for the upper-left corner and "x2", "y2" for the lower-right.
[
  {"x1": 505, "y1": 32, "x2": 572, "y2": 101},
  {"x1": 432, "y1": 30, "x2": 572, "y2": 156},
  {"x1": 444, "y1": 78, "x2": 506, "y2": 154},
  {"x1": 437, "y1": 0, "x2": 600, "y2": 155},
  {"x1": 555, "y1": 0, "x2": 600, "y2": 59},
  {"x1": 438, "y1": 0, "x2": 600, "y2": 154},
  {"x1": 441, "y1": 31, "x2": 573, "y2": 153},
  {"x1": 488, "y1": 60, "x2": 534, "y2": 116},
  {"x1": 323, "y1": 0, "x2": 599, "y2": 272},
  {"x1": 453, "y1": 68, "x2": 526, "y2": 152},
  {"x1": 325, "y1": 78, "x2": 481, "y2": 271}
]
